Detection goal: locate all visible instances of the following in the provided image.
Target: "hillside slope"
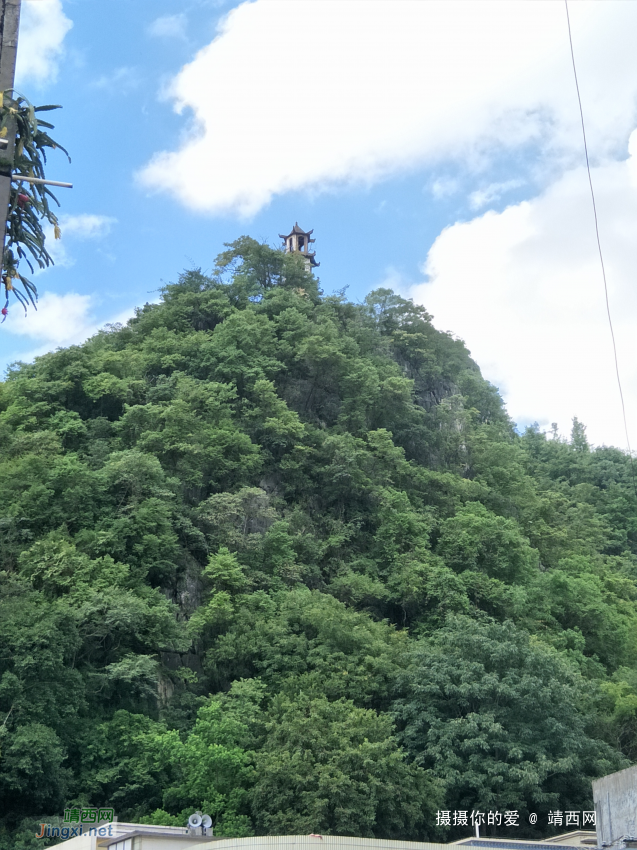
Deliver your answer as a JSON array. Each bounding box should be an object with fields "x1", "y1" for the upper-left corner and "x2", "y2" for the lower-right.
[{"x1": 1, "y1": 238, "x2": 636, "y2": 847}]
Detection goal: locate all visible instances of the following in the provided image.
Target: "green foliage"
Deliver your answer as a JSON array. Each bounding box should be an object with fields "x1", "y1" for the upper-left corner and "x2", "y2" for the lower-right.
[
  {"x1": 1, "y1": 92, "x2": 70, "y2": 312},
  {"x1": 252, "y1": 694, "x2": 438, "y2": 837},
  {"x1": 397, "y1": 617, "x2": 624, "y2": 834},
  {"x1": 1, "y1": 236, "x2": 637, "y2": 843},
  {"x1": 437, "y1": 502, "x2": 537, "y2": 583}
]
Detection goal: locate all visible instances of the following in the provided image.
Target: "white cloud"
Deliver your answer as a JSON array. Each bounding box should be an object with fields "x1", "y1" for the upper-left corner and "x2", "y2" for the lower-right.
[
  {"x1": 2, "y1": 292, "x2": 96, "y2": 347},
  {"x1": 148, "y1": 14, "x2": 188, "y2": 41},
  {"x1": 409, "y1": 132, "x2": 637, "y2": 450},
  {"x1": 430, "y1": 178, "x2": 460, "y2": 201},
  {"x1": 58, "y1": 214, "x2": 116, "y2": 239},
  {"x1": 15, "y1": 0, "x2": 72, "y2": 86},
  {"x1": 91, "y1": 66, "x2": 142, "y2": 94},
  {"x1": 40, "y1": 214, "x2": 116, "y2": 269},
  {"x1": 0, "y1": 211, "x2": 124, "y2": 363},
  {"x1": 137, "y1": 1, "x2": 637, "y2": 217},
  {"x1": 378, "y1": 266, "x2": 411, "y2": 292},
  {"x1": 469, "y1": 180, "x2": 524, "y2": 211},
  {"x1": 1, "y1": 295, "x2": 138, "y2": 366}
]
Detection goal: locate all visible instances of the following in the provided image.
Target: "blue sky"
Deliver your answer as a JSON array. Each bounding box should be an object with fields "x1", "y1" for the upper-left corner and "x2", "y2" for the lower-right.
[{"x1": 5, "y1": 0, "x2": 637, "y2": 450}]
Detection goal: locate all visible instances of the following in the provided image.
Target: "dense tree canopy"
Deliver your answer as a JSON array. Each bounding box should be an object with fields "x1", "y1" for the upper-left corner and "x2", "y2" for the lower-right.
[{"x1": 0, "y1": 238, "x2": 635, "y2": 847}]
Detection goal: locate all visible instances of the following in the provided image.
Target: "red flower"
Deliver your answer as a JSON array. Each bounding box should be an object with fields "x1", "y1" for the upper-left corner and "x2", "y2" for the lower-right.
[{"x1": 17, "y1": 193, "x2": 29, "y2": 209}]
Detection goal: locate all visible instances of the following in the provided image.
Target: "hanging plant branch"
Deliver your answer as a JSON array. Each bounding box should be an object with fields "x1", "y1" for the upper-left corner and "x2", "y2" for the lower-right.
[{"x1": 0, "y1": 90, "x2": 70, "y2": 319}]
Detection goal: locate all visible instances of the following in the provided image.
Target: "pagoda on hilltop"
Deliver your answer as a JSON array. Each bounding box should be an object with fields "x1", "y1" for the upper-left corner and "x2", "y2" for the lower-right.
[{"x1": 279, "y1": 223, "x2": 320, "y2": 272}]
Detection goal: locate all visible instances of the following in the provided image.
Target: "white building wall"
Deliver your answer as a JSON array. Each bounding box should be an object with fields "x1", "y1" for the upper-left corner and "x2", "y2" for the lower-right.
[
  {"x1": 593, "y1": 764, "x2": 637, "y2": 845},
  {"x1": 191, "y1": 835, "x2": 450, "y2": 850}
]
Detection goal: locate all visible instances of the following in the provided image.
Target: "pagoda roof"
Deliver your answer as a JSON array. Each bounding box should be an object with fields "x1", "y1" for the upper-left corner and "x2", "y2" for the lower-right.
[{"x1": 279, "y1": 222, "x2": 315, "y2": 240}]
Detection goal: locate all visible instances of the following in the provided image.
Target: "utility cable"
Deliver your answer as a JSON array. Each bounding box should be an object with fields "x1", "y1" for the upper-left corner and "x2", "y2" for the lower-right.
[{"x1": 564, "y1": 0, "x2": 637, "y2": 499}]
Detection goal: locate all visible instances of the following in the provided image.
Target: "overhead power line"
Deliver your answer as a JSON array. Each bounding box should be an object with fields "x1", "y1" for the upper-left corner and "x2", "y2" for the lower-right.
[{"x1": 564, "y1": 0, "x2": 637, "y2": 498}]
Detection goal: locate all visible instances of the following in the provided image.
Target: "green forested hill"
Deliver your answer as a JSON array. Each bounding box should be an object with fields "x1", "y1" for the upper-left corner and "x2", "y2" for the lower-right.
[{"x1": 1, "y1": 238, "x2": 636, "y2": 847}]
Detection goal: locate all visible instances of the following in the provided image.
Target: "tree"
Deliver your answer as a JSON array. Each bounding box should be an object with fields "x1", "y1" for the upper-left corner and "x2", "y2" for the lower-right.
[
  {"x1": 0, "y1": 236, "x2": 636, "y2": 844},
  {"x1": 252, "y1": 694, "x2": 438, "y2": 837},
  {"x1": 397, "y1": 616, "x2": 624, "y2": 836},
  {"x1": 436, "y1": 502, "x2": 537, "y2": 584},
  {"x1": 1, "y1": 94, "x2": 70, "y2": 315}
]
